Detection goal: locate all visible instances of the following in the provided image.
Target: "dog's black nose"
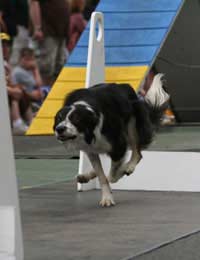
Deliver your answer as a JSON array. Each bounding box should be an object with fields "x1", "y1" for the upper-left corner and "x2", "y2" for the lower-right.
[{"x1": 56, "y1": 125, "x2": 66, "y2": 134}]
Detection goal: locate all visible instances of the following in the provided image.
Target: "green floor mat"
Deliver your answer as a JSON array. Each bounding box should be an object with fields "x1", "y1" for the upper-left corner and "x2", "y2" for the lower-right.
[{"x1": 16, "y1": 159, "x2": 78, "y2": 189}]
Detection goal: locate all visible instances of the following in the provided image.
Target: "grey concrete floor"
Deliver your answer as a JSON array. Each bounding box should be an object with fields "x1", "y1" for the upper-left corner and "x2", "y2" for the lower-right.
[
  {"x1": 16, "y1": 126, "x2": 200, "y2": 259},
  {"x1": 20, "y1": 181, "x2": 200, "y2": 260},
  {"x1": 132, "y1": 230, "x2": 200, "y2": 260}
]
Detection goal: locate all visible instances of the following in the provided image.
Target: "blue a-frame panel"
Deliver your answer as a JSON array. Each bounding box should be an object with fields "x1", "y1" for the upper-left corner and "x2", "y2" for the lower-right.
[
  {"x1": 99, "y1": 0, "x2": 184, "y2": 12},
  {"x1": 67, "y1": 0, "x2": 184, "y2": 67}
]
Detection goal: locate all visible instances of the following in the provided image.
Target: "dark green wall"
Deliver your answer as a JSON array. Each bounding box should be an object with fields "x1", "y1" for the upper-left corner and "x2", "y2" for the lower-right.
[{"x1": 155, "y1": 0, "x2": 200, "y2": 122}]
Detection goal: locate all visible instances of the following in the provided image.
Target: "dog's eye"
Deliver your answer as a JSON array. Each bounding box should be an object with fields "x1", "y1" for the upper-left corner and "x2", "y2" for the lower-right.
[{"x1": 73, "y1": 117, "x2": 80, "y2": 124}]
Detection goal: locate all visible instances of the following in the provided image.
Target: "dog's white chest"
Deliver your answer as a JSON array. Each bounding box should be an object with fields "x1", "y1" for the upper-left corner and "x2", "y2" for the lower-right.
[
  {"x1": 91, "y1": 135, "x2": 111, "y2": 153},
  {"x1": 90, "y1": 115, "x2": 111, "y2": 153}
]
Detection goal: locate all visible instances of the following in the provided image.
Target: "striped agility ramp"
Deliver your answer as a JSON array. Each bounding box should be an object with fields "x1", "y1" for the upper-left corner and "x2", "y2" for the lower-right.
[{"x1": 27, "y1": 0, "x2": 184, "y2": 135}]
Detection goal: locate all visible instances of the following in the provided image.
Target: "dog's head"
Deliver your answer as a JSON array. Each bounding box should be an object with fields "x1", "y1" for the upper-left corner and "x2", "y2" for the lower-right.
[{"x1": 53, "y1": 102, "x2": 99, "y2": 145}]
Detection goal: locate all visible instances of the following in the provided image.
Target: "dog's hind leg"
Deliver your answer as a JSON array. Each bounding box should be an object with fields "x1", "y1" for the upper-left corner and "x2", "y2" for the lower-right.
[
  {"x1": 77, "y1": 171, "x2": 96, "y2": 183},
  {"x1": 108, "y1": 157, "x2": 126, "y2": 183},
  {"x1": 108, "y1": 119, "x2": 142, "y2": 183},
  {"x1": 107, "y1": 133, "x2": 128, "y2": 183},
  {"x1": 122, "y1": 145, "x2": 142, "y2": 176},
  {"x1": 121, "y1": 120, "x2": 142, "y2": 176},
  {"x1": 109, "y1": 144, "x2": 141, "y2": 183},
  {"x1": 87, "y1": 153, "x2": 115, "y2": 207}
]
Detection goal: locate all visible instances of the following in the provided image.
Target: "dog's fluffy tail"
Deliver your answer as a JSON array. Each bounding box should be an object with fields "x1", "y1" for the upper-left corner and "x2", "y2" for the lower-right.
[
  {"x1": 144, "y1": 73, "x2": 169, "y2": 125},
  {"x1": 134, "y1": 73, "x2": 169, "y2": 149}
]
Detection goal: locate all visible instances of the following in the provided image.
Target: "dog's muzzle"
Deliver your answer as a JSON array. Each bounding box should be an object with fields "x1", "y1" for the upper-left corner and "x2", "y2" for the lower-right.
[{"x1": 55, "y1": 125, "x2": 77, "y2": 142}]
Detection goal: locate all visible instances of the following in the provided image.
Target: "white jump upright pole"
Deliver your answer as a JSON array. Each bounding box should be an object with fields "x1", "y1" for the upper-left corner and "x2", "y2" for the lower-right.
[
  {"x1": 0, "y1": 40, "x2": 23, "y2": 259},
  {"x1": 78, "y1": 12, "x2": 105, "y2": 191}
]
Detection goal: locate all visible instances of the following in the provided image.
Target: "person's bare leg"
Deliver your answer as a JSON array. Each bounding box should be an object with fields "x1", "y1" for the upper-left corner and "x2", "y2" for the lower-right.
[
  {"x1": 11, "y1": 100, "x2": 28, "y2": 134},
  {"x1": 24, "y1": 106, "x2": 34, "y2": 125},
  {"x1": 10, "y1": 100, "x2": 21, "y2": 122}
]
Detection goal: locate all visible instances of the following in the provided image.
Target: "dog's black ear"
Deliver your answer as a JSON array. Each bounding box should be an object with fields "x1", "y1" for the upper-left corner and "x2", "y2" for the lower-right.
[
  {"x1": 84, "y1": 113, "x2": 99, "y2": 144},
  {"x1": 90, "y1": 113, "x2": 99, "y2": 127},
  {"x1": 84, "y1": 128, "x2": 95, "y2": 144}
]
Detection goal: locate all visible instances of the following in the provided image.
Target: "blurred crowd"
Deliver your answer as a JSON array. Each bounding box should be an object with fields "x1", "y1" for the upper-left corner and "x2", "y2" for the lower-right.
[{"x1": 0, "y1": 0, "x2": 99, "y2": 135}]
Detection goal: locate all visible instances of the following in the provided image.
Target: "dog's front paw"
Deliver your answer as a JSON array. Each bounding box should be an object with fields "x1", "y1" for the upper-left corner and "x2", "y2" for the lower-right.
[
  {"x1": 99, "y1": 193, "x2": 115, "y2": 207},
  {"x1": 122, "y1": 162, "x2": 136, "y2": 176},
  {"x1": 77, "y1": 174, "x2": 90, "y2": 183},
  {"x1": 107, "y1": 174, "x2": 120, "y2": 183},
  {"x1": 108, "y1": 163, "x2": 136, "y2": 183},
  {"x1": 77, "y1": 171, "x2": 96, "y2": 183}
]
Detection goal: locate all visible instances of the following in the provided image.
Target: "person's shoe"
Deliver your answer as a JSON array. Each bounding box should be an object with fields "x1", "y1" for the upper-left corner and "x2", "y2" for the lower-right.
[{"x1": 12, "y1": 121, "x2": 28, "y2": 135}]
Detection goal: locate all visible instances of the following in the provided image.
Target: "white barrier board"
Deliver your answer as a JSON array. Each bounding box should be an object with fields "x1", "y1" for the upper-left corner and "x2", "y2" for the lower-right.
[
  {"x1": 94, "y1": 151, "x2": 200, "y2": 191},
  {"x1": 0, "y1": 39, "x2": 23, "y2": 259}
]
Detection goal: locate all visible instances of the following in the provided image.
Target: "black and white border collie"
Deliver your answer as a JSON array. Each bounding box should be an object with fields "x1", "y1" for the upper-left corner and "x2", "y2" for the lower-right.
[{"x1": 54, "y1": 74, "x2": 169, "y2": 207}]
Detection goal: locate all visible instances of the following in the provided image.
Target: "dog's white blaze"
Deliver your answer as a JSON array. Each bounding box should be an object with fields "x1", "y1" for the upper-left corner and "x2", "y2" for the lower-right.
[
  {"x1": 55, "y1": 120, "x2": 67, "y2": 137},
  {"x1": 56, "y1": 120, "x2": 65, "y2": 128},
  {"x1": 55, "y1": 105, "x2": 78, "y2": 137},
  {"x1": 65, "y1": 105, "x2": 79, "y2": 136},
  {"x1": 73, "y1": 101, "x2": 95, "y2": 113}
]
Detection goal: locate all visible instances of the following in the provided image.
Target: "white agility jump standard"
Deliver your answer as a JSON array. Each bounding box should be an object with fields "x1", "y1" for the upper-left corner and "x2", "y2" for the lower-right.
[
  {"x1": 0, "y1": 40, "x2": 23, "y2": 259},
  {"x1": 78, "y1": 12, "x2": 105, "y2": 191},
  {"x1": 78, "y1": 12, "x2": 200, "y2": 192}
]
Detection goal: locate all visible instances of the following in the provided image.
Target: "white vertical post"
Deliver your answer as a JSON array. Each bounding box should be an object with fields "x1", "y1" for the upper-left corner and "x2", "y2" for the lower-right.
[
  {"x1": 0, "y1": 40, "x2": 23, "y2": 259},
  {"x1": 85, "y1": 12, "x2": 105, "y2": 87},
  {"x1": 78, "y1": 12, "x2": 105, "y2": 191}
]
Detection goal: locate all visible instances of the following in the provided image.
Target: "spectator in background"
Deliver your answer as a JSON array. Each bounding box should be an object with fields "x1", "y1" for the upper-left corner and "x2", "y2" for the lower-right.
[
  {"x1": 67, "y1": 0, "x2": 87, "y2": 54},
  {"x1": 0, "y1": 0, "x2": 30, "y2": 66},
  {"x1": 1, "y1": 32, "x2": 33, "y2": 135},
  {"x1": 29, "y1": 0, "x2": 70, "y2": 85},
  {"x1": 12, "y1": 48, "x2": 44, "y2": 107},
  {"x1": 83, "y1": 0, "x2": 99, "y2": 21},
  {"x1": 10, "y1": 0, "x2": 31, "y2": 67},
  {"x1": 0, "y1": 10, "x2": 7, "y2": 32},
  {"x1": 0, "y1": 0, "x2": 17, "y2": 37}
]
